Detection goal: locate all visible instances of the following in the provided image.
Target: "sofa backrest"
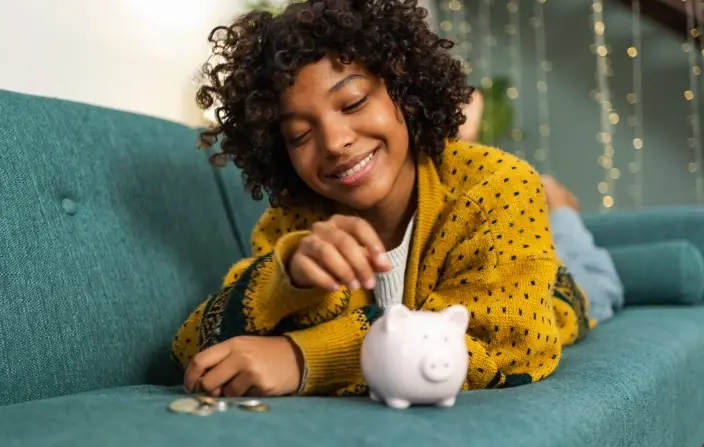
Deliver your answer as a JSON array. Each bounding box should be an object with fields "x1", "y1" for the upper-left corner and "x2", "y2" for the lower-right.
[
  {"x1": 215, "y1": 163, "x2": 270, "y2": 257},
  {"x1": 0, "y1": 90, "x2": 243, "y2": 405}
]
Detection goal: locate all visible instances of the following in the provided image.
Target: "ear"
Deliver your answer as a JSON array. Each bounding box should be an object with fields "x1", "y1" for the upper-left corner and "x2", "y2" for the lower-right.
[
  {"x1": 442, "y1": 305, "x2": 469, "y2": 331},
  {"x1": 383, "y1": 304, "x2": 411, "y2": 333}
]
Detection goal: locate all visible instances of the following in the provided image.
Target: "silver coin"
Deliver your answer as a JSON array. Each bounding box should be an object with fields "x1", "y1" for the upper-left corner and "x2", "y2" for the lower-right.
[
  {"x1": 190, "y1": 406, "x2": 215, "y2": 416},
  {"x1": 211, "y1": 401, "x2": 231, "y2": 412},
  {"x1": 237, "y1": 399, "x2": 264, "y2": 408},
  {"x1": 168, "y1": 398, "x2": 200, "y2": 414},
  {"x1": 238, "y1": 399, "x2": 270, "y2": 412}
]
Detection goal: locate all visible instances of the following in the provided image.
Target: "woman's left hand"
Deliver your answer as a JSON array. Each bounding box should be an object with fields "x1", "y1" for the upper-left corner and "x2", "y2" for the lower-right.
[{"x1": 184, "y1": 335, "x2": 304, "y2": 397}]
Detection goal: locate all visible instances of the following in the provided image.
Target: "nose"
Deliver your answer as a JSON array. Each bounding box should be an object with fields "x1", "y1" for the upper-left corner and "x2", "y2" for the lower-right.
[
  {"x1": 421, "y1": 352, "x2": 453, "y2": 383},
  {"x1": 318, "y1": 118, "x2": 356, "y2": 158}
]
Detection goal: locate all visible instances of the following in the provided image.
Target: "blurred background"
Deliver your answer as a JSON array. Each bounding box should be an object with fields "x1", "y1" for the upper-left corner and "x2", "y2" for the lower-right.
[{"x1": 1, "y1": 0, "x2": 701, "y2": 213}]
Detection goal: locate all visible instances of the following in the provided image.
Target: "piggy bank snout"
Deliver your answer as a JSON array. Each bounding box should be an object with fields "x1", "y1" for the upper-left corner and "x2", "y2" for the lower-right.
[{"x1": 421, "y1": 351, "x2": 455, "y2": 383}]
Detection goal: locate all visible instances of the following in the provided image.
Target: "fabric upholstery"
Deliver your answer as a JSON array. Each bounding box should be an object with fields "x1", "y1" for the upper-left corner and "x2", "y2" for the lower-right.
[
  {"x1": 583, "y1": 206, "x2": 704, "y2": 258},
  {"x1": 0, "y1": 90, "x2": 241, "y2": 406},
  {"x1": 607, "y1": 240, "x2": 704, "y2": 305},
  {"x1": 2, "y1": 307, "x2": 703, "y2": 447},
  {"x1": 213, "y1": 161, "x2": 269, "y2": 256}
]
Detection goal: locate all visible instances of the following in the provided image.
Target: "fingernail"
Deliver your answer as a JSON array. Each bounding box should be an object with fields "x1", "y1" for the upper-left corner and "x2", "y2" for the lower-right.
[
  {"x1": 376, "y1": 254, "x2": 389, "y2": 266},
  {"x1": 364, "y1": 278, "x2": 376, "y2": 290},
  {"x1": 349, "y1": 280, "x2": 361, "y2": 290},
  {"x1": 330, "y1": 283, "x2": 340, "y2": 291}
]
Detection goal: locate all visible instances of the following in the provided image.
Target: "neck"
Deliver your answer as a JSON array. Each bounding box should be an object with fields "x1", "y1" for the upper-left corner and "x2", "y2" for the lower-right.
[{"x1": 359, "y1": 158, "x2": 417, "y2": 251}]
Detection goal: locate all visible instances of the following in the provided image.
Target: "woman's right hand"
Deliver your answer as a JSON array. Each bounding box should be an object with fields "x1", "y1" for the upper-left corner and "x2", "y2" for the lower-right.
[{"x1": 288, "y1": 215, "x2": 391, "y2": 292}]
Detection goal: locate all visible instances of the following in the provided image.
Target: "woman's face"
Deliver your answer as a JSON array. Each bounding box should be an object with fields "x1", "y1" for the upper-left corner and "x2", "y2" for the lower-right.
[{"x1": 279, "y1": 54, "x2": 414, "y2": 212}]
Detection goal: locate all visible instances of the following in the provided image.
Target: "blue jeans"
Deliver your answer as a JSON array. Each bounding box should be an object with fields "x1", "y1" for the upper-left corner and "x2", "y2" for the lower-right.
[{"x1": 550, "y1": 207, "x2": 624, "y2": 324}]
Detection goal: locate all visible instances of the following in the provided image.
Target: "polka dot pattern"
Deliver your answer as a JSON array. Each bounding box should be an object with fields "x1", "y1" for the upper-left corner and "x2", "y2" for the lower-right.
[{"x1": 417, "y1": 142, "x2": 578, "y2": 389}]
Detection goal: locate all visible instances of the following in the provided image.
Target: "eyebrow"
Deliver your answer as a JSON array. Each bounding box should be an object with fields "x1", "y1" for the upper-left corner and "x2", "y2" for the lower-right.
[
  {"x1": 328, "y1": 73, "x2": 367, "y2": 94},
  {"x1": 280, "y1": 74, "x2": 367, "y2": 122}
]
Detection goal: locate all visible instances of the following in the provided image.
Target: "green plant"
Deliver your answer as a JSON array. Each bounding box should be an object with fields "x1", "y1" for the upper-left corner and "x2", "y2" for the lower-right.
[{"x1": 477, "y1": 76, "x2": 515, "y2": 145}]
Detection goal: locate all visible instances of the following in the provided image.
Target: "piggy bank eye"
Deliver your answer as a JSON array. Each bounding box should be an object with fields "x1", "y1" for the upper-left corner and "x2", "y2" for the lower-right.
[
  {"x1": 444, "y1": 336, "x2": 448, "y2": 342},
  {"x1": 423, "y1": 334, "x2": 429, "y2": 340}
]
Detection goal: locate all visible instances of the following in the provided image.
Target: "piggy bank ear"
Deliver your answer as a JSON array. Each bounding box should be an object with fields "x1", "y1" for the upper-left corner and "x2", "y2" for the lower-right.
[
  {"x1": 442, "y1": 305, "x2": 470, "y2": 331},
  {"x1": 383, "y1": 304, "x2": 410, "y2": 333}
]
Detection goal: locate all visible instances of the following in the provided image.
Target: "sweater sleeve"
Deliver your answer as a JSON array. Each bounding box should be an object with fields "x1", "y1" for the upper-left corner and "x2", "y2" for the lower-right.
[
  {"x1": 171, "y1": 207, "x2": 346, "y2": 370},
  {"x1": 285, "y1": 163, "x2": 581, "y2": 394}
]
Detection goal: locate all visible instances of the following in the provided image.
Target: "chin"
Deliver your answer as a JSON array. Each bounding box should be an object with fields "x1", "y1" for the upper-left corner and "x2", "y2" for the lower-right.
[
  {"x1": 335, "y1": 177, "x2": 394, "y2": 211},
  {"x1": 344, "y1": 196, "x2": 383, "y2": 211}
]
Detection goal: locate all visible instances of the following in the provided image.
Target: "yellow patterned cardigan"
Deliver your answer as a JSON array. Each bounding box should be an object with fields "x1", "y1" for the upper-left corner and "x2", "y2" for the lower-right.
[{"x1": 172, "y1": 141, "x2": 593, "y2": 396}]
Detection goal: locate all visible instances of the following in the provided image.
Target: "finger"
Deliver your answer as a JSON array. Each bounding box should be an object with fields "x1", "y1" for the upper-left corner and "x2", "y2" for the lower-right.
[
  {"x1": 300, "y1": 236, "x2": 357, "y2": 289},
  {"x1": 199, "y1": 355, "x2": 242, "y2": 394},
  {"x1": 223, "y1": 371, "x2": 254, "y2": 397},
  {"x1": 292, "y1": 252, "x2": 342, "y2": 292},
  {"x1": 184, "y1": 344, "x2": 231, "y2": 393},
  {"x1": 325, "y1": 227, "x2": 377, "y2": 289},
  {"x1": 333, "y1": 215, "x2": 389, "y2": 272}
]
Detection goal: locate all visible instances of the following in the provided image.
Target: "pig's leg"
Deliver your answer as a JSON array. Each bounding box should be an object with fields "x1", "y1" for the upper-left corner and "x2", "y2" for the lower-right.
[
  {"x1": 436, "y1": 396, "x2": 456, "y2": 408},
  {"x1": 385, "y1": 398, "x2": 411, "y2": 409},
  {"x1": 369, "y1": 390, "x2": 381, "y2": 402}
]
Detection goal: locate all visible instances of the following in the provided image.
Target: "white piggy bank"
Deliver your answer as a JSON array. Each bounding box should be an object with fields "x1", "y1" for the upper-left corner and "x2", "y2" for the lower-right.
[{"x1": 360, "y1": 303, "x2": 470, "y2": 409}]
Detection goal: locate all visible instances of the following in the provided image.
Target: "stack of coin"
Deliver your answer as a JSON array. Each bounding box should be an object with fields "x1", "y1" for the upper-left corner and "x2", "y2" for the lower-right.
[
  {"x1": 195, "y1": 395, "x2": 230, "y2": 412},
  {"x1": 168, "y1": 396, "x2": 231, "y2": 416},
  {"x1": 168, "y1": 396, "x2": 270, "y2": 415}
]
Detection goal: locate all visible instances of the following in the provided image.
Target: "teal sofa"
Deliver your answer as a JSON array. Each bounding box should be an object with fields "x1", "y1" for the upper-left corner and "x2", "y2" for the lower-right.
[{"x1": 2, "y1": 89, "x2": 703, "y2": 447}]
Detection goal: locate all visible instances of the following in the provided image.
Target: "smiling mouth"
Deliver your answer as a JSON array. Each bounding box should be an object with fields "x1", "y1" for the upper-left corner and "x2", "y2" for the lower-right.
[{"x1": 332, "y1": 149, "x2": 377, "y2": 179}]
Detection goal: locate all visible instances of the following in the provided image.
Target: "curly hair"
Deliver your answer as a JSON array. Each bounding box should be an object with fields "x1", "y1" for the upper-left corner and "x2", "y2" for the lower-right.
[{"x1": 197, "y1": 0, "x2": 474, "y2": 208}]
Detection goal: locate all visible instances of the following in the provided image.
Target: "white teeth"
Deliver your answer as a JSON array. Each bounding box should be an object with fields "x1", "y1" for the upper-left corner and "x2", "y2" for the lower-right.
[{"x1": 336, "y1": 151, "x2": 375, "y2": 179}]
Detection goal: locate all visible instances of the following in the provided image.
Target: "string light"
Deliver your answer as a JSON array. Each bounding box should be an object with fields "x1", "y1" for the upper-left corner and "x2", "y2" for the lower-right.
[
  {"x1": 446, "y1": 0, "x2": 472, "y2": 76},
  {"x1": 591, "y1": 0, "x2": 618, "y2": 211},
  {"x1": 506, "y1": 0, "x2": 524, "y2": 159},
  {"x1": 478, "y1": 0, "x2": 495, "y2": 139},
  {"x1": 458, "y1": 1, "x2": 473, "y2": 77},
  {"x1": 532, "y1": 0, "x2": 551, "y2": 174},
  {"x1": 628, "y1": 0, "x2": 644, "y2": 207},
  {"x1": 684, "y1": 0, "x2": 704, "y2": 204}
]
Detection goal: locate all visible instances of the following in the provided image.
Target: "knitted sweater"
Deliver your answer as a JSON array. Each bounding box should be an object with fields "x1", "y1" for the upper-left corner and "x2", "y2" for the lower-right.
[
  {"x1": 172, "y1": 141, "x2": 592, "y2": 396},
  {"x1": 373, "y1": 211, "x2": 415, "y2": 310}
]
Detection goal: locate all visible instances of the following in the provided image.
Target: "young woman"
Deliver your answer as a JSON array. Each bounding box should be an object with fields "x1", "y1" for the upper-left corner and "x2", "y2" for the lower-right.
[{"x1": 171, "y1": 0, "x2": 592, "y2": 398}]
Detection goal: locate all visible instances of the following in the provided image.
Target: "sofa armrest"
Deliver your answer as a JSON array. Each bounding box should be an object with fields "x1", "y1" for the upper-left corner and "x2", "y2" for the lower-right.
[{"x1": 581, "y1": 206, "x2": 704, "y2": 255}]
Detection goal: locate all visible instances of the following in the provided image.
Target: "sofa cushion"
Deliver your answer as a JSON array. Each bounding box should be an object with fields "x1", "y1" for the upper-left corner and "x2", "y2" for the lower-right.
[
  {"x1": 608, "y1": 240, "x2": 704, "y2": 305},
  {"x1": 0, "y1": 90, "x2": 241, "y2": 405},
  {"x1": 583, "y1": 206, "x2": 704, "y2": 264},
  {"x1": 2, "y1": 307, "x2": 702, "y2": 447}
]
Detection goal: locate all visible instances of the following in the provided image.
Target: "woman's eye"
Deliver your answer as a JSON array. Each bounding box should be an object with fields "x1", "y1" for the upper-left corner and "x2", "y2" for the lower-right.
[
  {"x1": 342, "y1": 96, "x2": 368, "y2": 113},
  {"x1": 288, "y1": 130, "x2": 311, "y2": 146}
]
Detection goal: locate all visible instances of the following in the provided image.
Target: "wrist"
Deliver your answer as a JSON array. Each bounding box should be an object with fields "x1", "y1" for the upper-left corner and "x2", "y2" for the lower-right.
[{"x1": 283, "y1": 336, "x2": 306, "y2": 393}]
